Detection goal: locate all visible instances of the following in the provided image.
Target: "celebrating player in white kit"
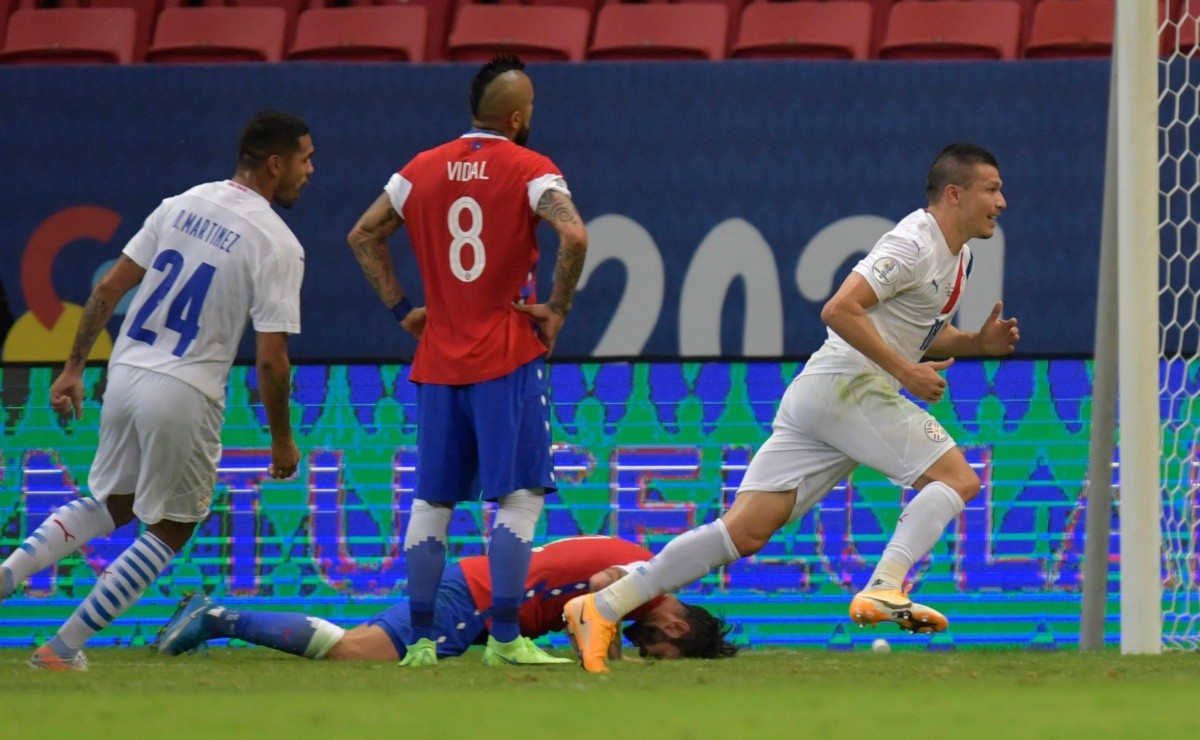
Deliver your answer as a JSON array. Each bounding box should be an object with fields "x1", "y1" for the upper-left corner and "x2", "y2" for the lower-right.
[
  {"x1": 0, "y1": 110, "x2": 313, "y2": 671},
  {"x1": 564, "y1": 142, "x2": 1020, "y2": 672}
]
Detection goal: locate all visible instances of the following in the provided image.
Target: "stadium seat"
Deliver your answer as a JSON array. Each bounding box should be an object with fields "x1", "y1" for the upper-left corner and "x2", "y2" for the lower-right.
[
  {"x1": 878, "y1": 0, "x2": 1021, "y2": 60},
  {"x1": 307, "y1": 0, "x2": 450, "y2": 61},
  {"x1": 287, "y1": 5, "x2": 425, "y2": 61},
  {"x1": 14, "y1": 0, "x2": 160, "y2": 61},
  {"x1": 1024, "y1": 0, "x2": 1112, "y2": 58},
  {"x1": 525, "y1": 0, "x2": 599, "y2": 14},
  {"x1": 608, "y1": 0, "x2": 747, "y2": 51},
  {"x1": 588, "y1": 3, "x2": 728, "y2": 61},
  {"x1": 160, "y1": 0, "x2": 307, "y2": 48},
  {"x1": 447, "y1": 4, "x2": 590, "y2": 62},
  {"x1": 0, "y1": 7, "x2": 136, "y2": 63},
  {"x1": 732, "y1": 1, "x2": 872, "y2": 60},
  {"x1": 146, "y1": 6, "x2": 286, "y2": 62},
  {"x1": 0, "y1": 0, "x2": 17, "y2": 49}
]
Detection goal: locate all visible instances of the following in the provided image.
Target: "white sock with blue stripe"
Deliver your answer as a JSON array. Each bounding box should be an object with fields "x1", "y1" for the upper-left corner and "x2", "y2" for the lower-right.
[
  {"x1": 49, "y1": 531, "x2": 175, "y2": 656},
  {"x1": 0, "y1": 497, "x2": 115, "y2": 599}
]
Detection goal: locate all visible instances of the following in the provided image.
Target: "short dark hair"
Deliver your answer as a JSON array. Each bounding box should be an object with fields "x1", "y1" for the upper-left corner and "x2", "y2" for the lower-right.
[
  {"x1": 469, "y1": 54, "x2": 526, "y2": 118},
  {"x1": 925, "y1": 142, "x2": 999, "y2": 201},
  {"x1": 238, "y1": 110, "x2": 310, "y2": 169}
]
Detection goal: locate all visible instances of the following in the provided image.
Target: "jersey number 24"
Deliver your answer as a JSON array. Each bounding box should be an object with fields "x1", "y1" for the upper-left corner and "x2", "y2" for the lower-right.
[{"x1": 126, "y1": 248, "x2": 216, "y2": 357}]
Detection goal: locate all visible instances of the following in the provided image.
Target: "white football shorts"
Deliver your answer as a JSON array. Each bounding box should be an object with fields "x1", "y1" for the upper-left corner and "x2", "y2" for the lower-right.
[
  {"x1": 738, "y1": 370, "x2": 957, "y2": 524},
  {"x1": 89, "y1": 364, "x2": 223, "y2": 524}
]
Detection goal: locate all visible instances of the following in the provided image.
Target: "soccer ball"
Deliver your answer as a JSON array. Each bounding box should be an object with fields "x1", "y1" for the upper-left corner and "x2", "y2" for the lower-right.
[{"x1": 871, "y1": 638, "x2": 891, "y2": 654}]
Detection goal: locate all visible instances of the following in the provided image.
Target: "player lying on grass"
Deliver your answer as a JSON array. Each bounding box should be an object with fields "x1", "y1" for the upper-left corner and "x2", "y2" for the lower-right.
[{"x1": 155, "y1": 535, "x2": 738, "y2": 665}]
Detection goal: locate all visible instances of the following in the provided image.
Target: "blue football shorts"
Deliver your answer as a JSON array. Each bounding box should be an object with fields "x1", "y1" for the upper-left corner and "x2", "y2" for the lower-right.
[
  {"x1": 415, "y1": 356, "x2": 556, "y2": 502},
  {"x1": 367, "y1": 563, "x2": 487, "y2": 659}
]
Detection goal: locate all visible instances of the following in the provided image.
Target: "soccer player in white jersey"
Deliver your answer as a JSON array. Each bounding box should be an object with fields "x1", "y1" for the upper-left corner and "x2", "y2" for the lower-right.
[
  {"x1": 563, "y1": 142, "x2": 1020, "y2": 672},
  {"x1": 0, "y1": 110, "x2": 314, "y2": 671}
]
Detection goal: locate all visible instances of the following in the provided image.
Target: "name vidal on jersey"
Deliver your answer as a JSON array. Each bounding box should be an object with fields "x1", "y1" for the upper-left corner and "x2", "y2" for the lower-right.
[
  {"x1": 171, "y1": 209, "x2": 241, "y2": 253},
  {"x1": 447, "y1": 161, "x2": 489, "y2": 181}
]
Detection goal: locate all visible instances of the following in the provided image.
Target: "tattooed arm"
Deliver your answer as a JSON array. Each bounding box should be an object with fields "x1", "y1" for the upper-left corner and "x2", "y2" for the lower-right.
[
  {"x1": 347, "y1": 193, "x2": 424, "y2": 338},
  {"x1": 50, "y1": 255, "x2": 146, "y2": 420},
  {"x1": 512, "y1": 189, "x2": 588, "y2": 355}
]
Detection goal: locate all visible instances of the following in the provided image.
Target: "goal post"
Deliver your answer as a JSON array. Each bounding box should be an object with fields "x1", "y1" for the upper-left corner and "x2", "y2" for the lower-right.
[
  {"x1": 1080, "y1": 0, "x2": 1161, "y2": 654},
  {"x1": 1115, "y1": 0, "x2": 1162, "y2": 655}
]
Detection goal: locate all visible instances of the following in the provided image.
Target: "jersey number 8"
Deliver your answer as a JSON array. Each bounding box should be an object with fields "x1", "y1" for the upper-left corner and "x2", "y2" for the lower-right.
[{"x1": 448, "y1": 196, "x2": 486, "y2": 283}]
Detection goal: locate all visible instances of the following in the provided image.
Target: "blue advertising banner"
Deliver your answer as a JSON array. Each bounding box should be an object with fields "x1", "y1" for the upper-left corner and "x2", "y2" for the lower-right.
[{"x1": 0, "y1": 60, "x2": 1108, "y2": 361}]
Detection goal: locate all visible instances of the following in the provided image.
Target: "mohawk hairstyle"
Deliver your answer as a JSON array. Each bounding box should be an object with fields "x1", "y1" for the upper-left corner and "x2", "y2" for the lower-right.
[{"x1": 469, "y1": 54, "x2": 526, "y2": 118}]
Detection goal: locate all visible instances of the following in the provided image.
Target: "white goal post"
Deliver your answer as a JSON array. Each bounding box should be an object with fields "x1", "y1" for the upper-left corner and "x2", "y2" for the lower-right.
[{"x1": 1080, "y1": 0, "x2": 1161, "y2": 654}]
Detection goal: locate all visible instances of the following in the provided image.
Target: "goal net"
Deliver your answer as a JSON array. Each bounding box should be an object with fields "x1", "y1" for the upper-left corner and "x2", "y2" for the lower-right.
[{"x1": 1160, "y1": 0, "x2": 1200, "y2": 650}]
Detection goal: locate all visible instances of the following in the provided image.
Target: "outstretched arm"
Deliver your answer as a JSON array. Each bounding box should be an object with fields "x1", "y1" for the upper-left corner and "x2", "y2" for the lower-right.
[
  {"x1": 347, "y1": 193, "x2": 424, "y2": 338},
  {"x1": 50, "y1": 256, "x2": 145, "y2": 420},
  {"x1": 512, "y1": 189, "x2": 588, "y2": 355}
]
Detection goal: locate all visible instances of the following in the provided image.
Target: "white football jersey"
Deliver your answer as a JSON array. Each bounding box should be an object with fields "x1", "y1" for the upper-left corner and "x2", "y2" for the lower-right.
[
  {"x1": 804, "y1": 209, "x2": 973, "y2": 385},
  {"x1": 109, "y1": 180, "x2": 304, "y2": 402}
]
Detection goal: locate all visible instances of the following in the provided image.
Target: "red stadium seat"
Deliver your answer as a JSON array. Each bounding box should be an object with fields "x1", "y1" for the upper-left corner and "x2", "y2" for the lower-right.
[
  {"x1": 732, "y1": 1, "x2": 872, "y2": 60},
  {"x1": 1024, "y1": 0, "x2": 1113, "y2": 58},
  {"x1": 160, "y1": 0, "x2": 307, "y2": 48},
  {"x1": 588, "y1": 3, "x2": 728, "y2": 61},
  {"x1": 0, "y1": 0, "x2": 17, "y2": 50},
  {"x1": 879, "y1": 0, "x2": 1020, "y2": 60},
  {"x1": 0, "y1": 7, "x2": 136, "y2": 63},
  {"x1": 146, "y1": 6, "x2": 286, "y2": 62},
  {"x1": 525, "y1": 0, "x2": 599, "y2": 14},
  {"x1": 606, "y1": 0, "x2": 747, "y2": 51},
  {"x1": 447, "y1": 4, "x2": 590, "y2": 62},
  {"x1": 308, "y1": 0, "x2": 450, "y2": 61},
  {"x1": 287, "y1": 5, "x2": 425, "y2": 61},
  {"x1": 12, "y1": 0, "x2": 159, "y2": 61}
]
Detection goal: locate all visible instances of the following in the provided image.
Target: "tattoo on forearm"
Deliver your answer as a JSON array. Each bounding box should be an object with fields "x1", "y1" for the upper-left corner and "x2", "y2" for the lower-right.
[
  {"x1": 348, "y1": 204, "x2": 406, "y2": 305},
  {"x1": 549, "y1": 245, "x2": 586, "y2": 316},
  {"x1": 68, "y1": 295, "x2": 110, "y2": 367},
  {"x1": 538, "y1": 192, "x2": 586, "y2": 316}
]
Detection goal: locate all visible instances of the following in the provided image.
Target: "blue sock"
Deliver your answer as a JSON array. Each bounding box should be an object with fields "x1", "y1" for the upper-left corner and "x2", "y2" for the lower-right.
[
  {"x1": 404, "y1": 500, "x2": 452, "y2": 643},
  {"x1": 404, "y1": 537, "x2": 446, "y2": 641},
  {"x1": 488, "y1": 523, "x2": 534, "y2": 643},
  {"x1": 205, "y1": 610, "x2": 319, "y2": 657}
]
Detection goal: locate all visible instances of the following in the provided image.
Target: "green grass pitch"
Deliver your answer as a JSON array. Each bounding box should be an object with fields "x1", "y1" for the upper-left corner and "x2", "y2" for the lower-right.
[{"x1": 2, "y1": 646, "x2": 1198, "y2": 738}]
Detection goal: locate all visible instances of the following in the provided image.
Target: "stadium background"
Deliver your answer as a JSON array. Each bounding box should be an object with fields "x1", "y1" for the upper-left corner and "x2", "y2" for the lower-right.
[{"x1": 0, "y1": 60, "x2": 1120, "y2": 649}]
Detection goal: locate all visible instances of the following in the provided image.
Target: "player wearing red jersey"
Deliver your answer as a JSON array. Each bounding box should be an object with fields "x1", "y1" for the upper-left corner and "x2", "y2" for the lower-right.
[
  {"x1": 154, "y1": 536, "x2": 738, "y2": 663},
  {"x1": 345, "y1": 55, "x2": 588, "y2": 667}
]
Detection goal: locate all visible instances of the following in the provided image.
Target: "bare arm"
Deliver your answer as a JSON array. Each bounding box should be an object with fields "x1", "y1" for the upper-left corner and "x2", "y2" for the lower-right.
[
  {"x1": 50, "y1": 256, "x2": 145, "y2": 419},
  {"x1": 512, "y1": 189, "x2": 588, "y2": 355},
  {"x1": 820, "y1": 273, "x2": 952, "y2": 403},
  {"x1": 538, "y1": 189, "x2": 588, "y2": 318},
  {"x1": 925, "y1": 301, "x2": 1020, "y2": 358},
  {"x1": 256, "y1": 331, "x2": 300, "y2": 479},
  {"x1": 347, "y1": 193, "x2": 426, "y2": 338},
  {"x1": 347, "y1": 192, "x2": 409, "y2": 311}
]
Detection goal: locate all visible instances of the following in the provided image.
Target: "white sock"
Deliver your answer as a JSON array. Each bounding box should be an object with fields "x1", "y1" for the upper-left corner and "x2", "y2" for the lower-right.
[
  {"x1": 594, "y1": 519, "x2": 739, "y2": 621},
  {"x1": 868, "y1": 481, "x2": 965, "y2": 590},
  {"x1": 52, "y1": 532, "x2": 175, "y2": 653},
  {"x1": 1, "y1": 498, "x2": 115, "y2": 598}
]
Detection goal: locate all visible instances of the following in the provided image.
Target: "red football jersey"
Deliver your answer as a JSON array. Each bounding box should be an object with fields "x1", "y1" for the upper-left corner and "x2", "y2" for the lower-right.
[
  {"x1": 458, "y1": 536, "x2": 666, "y2": 638},
  {"x1": 386, "y1": 131, "x2": 569, "y2": 384}
]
